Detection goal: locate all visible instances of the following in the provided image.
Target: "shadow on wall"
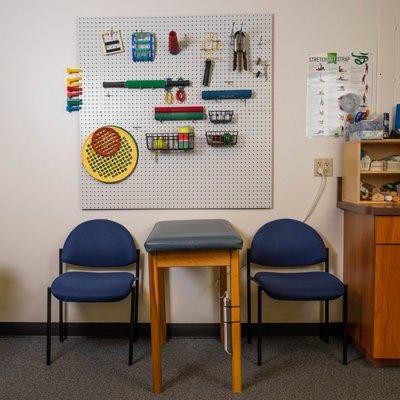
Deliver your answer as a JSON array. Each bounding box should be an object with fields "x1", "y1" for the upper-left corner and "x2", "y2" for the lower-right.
[{"x1": 0, "y1": 266, "x2": 17, "y2": 317}]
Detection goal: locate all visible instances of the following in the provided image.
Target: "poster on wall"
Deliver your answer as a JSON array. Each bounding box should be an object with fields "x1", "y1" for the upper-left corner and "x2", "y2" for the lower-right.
[{"x1": 306, "y1": 52, "x2": 374, "y2": 138}]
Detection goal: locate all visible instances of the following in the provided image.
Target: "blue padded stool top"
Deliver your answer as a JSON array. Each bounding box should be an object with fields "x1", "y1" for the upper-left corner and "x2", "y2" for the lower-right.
[
  {"x1": 254, "y1": 271, "x2": 344, "y2": 301},
  {"x1": 51, "y1": 272, "x2": 135, "y2": 302},
  {"x1": 144, "y1": 219, "x2": 243, "y2": 252}
]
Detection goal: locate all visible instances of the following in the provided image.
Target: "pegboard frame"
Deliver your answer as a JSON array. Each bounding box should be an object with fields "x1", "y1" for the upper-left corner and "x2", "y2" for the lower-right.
[{"x1": 78, "y1": 13, "x2": 273, "y2": 209}]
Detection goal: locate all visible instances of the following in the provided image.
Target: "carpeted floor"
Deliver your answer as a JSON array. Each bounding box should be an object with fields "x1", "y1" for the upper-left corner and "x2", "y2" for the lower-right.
[{"x1": 1, "y1": 336, "x2": 400, "y2": 400}]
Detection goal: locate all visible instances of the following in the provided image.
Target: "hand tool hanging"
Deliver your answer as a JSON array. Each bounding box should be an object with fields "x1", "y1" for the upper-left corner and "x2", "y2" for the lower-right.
[
  {"x1": 232, "y1": 23, "x2": 247, "y2": 72},
  {"x1": 200, "y1": 33, "x2": 221, "y2": 87}
]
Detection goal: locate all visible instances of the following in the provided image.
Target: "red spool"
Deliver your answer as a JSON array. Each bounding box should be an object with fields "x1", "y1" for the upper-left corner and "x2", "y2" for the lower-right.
[
  {"x1": 176, "y1": 88, "x2": 186, "y2": 103},
  {"x1": 168, "y1": 31, "x2": 180, "y2": 55}
]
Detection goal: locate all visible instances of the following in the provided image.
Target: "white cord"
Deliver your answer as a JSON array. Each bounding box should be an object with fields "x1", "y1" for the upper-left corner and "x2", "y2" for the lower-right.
[{"x1": 303, "y1": 168, "x2": 327, "y2": 223}]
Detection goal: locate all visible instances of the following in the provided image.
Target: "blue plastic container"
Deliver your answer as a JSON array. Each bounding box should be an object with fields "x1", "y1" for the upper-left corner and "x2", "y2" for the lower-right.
[{"x1": 395, "y1": 104, "x2": 400, "y2": 130}]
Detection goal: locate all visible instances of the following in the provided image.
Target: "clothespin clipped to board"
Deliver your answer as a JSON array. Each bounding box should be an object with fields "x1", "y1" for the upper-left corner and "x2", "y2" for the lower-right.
[{"x1": 65, "y1": 67, "x2": 83, "y2": 113}]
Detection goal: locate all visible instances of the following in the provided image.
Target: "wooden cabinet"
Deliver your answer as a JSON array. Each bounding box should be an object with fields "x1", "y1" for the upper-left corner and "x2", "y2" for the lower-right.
[
  {"x1": 343, "y1": 210, "x2": 400, "y2": 365},
  {"x1": 374, "y1": 245, "x2": 400, "y2": 358},
  {"x1": 375, "y1": 217, "x2": 400, "y2": 244},
  {"x1": 340, "y1": 138, "x2": 400, "y2": 364},
  {"x1": 342, "y1": 140, "x2": 400, "y2": 204}
]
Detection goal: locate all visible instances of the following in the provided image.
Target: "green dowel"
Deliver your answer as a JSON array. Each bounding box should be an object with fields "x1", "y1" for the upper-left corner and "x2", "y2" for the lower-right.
[
  {"x1": 155, "y1": 112, "x2": 204, "y2": 121},
  {"x1": 125, "y1": 80, "x2": 166, "y2": 89}
]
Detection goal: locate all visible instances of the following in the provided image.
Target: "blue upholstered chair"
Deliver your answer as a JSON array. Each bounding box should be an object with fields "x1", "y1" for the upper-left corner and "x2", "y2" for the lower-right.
[
  {"x1": 46, "y1": 219, "x2": 140, "y2": 365},
  {"x1": 246, "y1": 219, "x2": 347, "y2": 365}
]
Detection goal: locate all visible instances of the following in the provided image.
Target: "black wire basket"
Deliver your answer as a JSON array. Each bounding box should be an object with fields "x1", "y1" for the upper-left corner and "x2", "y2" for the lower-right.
[
  {"x1": 208, "y1": 110, "x2": 234, "y2": 123},
  {"x1": 146, "y1": 133, "x2": 195, "y2": 151},
  {"x1": 206, "y1": 131, "x2": 238, "y2": 147}
]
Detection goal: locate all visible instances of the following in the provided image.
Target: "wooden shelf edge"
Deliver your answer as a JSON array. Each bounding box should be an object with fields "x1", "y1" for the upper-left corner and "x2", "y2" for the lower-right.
[
  {"x1": 341, "y1": 200, "x2": 390, "y2": 205},
  {"x1": 346, "y1": 140, "x2": 400, "y2": 144},
  {"x1": 361, "y1": 171, "x2": 400, "y2": 174}
]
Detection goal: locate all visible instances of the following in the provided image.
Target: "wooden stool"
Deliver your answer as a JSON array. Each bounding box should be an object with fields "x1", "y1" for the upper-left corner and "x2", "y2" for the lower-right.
[{"x1": 144, "y1": 219, "x2": 243, "y2": 394}]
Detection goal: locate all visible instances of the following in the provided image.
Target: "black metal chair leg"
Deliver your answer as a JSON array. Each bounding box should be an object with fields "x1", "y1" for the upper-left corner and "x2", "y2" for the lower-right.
[
  {"x1": 257, "y1": 285, "x2": 262, "y2": 366},
  {"x1": 319, "y1": 306, "x2": 324, "y2": 342},
  {"x1": 134, "y1": 280, "x2": 139, "y2": 343},
  {"x1": 64, "y1": 304, "x2": 68, "y2": 340},
  {"x1": 47, "y1": 287, "x2": 52, "y2": 366},
  {"x1": 247, "y1": 249, "x2": 252, "y2": 344},
  {"x1": 343, "y1": 285, "x2": 348, "y2": 365},
  {"x1": 59, "y1": 300, "x2": 64, "y2": 342},
  {"x1": 128, "y1": 288, "x2": 135, "y2": 366},
  {"x1": 325, "y1": 300, "x2": 329, "y2": 343}
]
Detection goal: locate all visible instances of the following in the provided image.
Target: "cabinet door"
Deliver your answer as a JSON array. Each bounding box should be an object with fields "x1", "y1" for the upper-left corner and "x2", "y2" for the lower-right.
[
  {"x1": 374, "y1": 245, "x2": 400, "y2": 358},
  {"x1": 376, "y1": 217, "x2": 400, "y2": 244}
]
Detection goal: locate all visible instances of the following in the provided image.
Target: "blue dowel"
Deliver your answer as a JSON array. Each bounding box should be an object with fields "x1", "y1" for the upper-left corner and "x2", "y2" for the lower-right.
[{"x1": 202, "y1": 89, "x2": 252, "y2": 100}]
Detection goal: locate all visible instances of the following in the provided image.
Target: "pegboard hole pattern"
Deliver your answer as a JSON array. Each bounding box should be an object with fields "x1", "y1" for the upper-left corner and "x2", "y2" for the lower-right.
[{"x1": 78, "y1": 13, "x2": 272, "y2": 209}]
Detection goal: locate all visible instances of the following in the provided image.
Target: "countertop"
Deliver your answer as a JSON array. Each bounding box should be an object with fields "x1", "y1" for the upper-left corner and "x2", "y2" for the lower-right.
[{"x1": 337, "y1": 200, "x2": 400, "y2": 215}]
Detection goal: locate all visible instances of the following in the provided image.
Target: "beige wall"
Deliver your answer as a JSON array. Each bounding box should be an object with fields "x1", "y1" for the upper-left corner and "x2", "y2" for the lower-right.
[
  {"x1": 396, "y1": 8, "x2": 400, "y2": 104},
  {"x1": 0, "y1": 0, "x2": 398, "y2": 324},
  {"x1": 377, "y1": 0, "x2": 400, "y2": 115}
]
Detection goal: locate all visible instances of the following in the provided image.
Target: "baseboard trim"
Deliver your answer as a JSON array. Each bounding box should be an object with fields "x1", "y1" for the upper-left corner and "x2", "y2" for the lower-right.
[{"x1": 0, "y1": 322, "x2": 343, "y2": 337}]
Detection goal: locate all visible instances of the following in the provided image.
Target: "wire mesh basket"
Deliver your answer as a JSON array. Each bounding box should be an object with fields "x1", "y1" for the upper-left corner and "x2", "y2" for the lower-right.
[
  {"x1": 206, "y1": 131, "x2": 238, "y2": 147},
  {"x1": 145, "y1": 133, "x2": 194, "y2": 151},
  {"x1": 208, "y1": 110, "x2": 234, "y2": 123}
]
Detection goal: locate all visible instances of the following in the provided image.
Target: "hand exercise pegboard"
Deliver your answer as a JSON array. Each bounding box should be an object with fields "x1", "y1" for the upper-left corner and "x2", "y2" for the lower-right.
[{"x1": 78, "y1": 13, "x2": 273, "y2": 209}]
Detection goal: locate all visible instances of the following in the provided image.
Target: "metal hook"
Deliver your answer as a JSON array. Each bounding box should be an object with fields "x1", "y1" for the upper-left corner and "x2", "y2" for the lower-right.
[{"x1": 230, "y1": 22, "x2": 235, "y2": 46}]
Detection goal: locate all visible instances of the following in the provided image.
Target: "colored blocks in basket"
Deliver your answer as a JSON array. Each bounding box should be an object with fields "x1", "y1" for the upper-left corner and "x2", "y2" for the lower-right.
[
  {"x1": 152, "y1": 138, "x2": 168, "y2": 149},
  {"x1": 145, "y1": 132, "x2": 194, "y2": 151},
  {"x1": 206, "y1": 131, "x2": 238, "y2": 146},
  {"x1": 154, "y1": 106, "x2": 205, "y2": 121},
  {"x1": 178, "y1": 126, "x2": 193, "y2": 150}
]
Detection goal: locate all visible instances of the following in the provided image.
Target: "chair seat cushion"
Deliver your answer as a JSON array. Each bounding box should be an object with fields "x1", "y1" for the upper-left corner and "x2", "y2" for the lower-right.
[
  {"x1": 254, "y1": 271, "x2": 344, "y2": 301},
  {"x1": 51, "y1": 272, "x2": 135, "y2": 302},
  {"x1": 144, "y1": 219, "x2": 243, "y2": 252}
]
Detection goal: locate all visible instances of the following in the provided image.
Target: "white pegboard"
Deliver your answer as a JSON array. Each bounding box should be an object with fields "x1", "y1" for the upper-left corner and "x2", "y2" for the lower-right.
[{"x1": 78, "y1": 13, "x2": 273, "y2": 209}]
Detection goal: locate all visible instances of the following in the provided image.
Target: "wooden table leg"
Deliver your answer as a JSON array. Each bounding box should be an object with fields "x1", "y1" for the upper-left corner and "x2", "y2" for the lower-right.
[
  {"x1": 219, "y1": 266, "x2": 227, "y2": 343},
  {"x1": 157, "y1": 267, "x2": 167, "y2": 344},
  {"x1": 230, "y1": 249, "x2": 242, "y2": 393},
  {"x1": 149, "y1": 253, "x2": 163, "y2": 393}
]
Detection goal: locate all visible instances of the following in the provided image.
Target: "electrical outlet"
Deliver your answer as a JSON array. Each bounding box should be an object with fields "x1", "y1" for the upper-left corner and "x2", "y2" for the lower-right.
[{"x1": 314, "y1": 158, "x2": 333, "y2": 177}]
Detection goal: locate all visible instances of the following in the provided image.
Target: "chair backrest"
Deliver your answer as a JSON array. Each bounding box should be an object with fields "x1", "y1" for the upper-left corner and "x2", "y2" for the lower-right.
[
  {"x1": 61, "y1": 219, "x2": 137, "y2": 267},
  {"x1": 250, "y1": 219, "x2": 327, "y2": 267}
]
